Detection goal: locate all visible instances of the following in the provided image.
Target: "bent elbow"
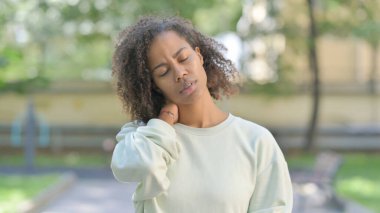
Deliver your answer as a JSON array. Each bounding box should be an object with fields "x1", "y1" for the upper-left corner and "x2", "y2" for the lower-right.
[{"x1": 110, "y1": 158, "x2": 150, "y2": 182}]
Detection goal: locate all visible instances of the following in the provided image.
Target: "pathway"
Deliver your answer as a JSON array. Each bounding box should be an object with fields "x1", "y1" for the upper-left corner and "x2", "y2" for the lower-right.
[{"x1": 41, "y1": 179, "x2": 136, "y2": 213}]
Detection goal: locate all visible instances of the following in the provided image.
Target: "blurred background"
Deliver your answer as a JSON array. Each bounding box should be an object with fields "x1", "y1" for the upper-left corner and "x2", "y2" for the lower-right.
[{"x1": 0, "y1": 0, "x2": 379, "y2": 212}]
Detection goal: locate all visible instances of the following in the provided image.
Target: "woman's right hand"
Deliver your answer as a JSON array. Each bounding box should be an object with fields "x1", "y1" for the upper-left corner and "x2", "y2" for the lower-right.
[{"x1": 159, "y1": 103, "x2": 179, "y2": 125}]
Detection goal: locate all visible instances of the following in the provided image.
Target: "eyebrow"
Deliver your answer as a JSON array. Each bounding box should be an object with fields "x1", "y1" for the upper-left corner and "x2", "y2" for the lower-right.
[{"x1": 151, "y1": 46, "x2": 188, "y2": 72}]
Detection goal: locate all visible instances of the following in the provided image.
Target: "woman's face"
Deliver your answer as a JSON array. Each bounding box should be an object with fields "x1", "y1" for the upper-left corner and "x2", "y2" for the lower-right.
[{"x1": 147, "y1": 31, "x2": 209, "y2": 105}]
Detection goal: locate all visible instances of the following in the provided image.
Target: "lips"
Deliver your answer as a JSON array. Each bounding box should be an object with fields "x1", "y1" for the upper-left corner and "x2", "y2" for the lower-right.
[{"x1": 180, "y1": 80, "x2": 196, "y2": 95}]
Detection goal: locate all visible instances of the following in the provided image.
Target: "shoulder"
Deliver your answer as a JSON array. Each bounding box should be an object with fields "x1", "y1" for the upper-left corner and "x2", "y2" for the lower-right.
[
  {"x1": 230, "y1": 114, "x2": 274, "y2": 142},
  {"x1": 118, "y1": 119, "x2": 173, "y2": 131},
  {"x1": 116, "y1": 119, "x2": 174, "y2": 141},
  {"x1": 230, "y1": 114, "x2": 283, "y2": 160}
]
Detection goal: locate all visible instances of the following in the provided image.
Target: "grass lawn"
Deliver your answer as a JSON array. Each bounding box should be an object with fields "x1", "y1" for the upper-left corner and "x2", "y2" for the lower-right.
[
  {"x1": 0, "y1": 174, "x2": 59, "y2": 213},
  {"x1": 0, "y1": 151, "x2": 108, "y2": 213},
  {"x1": 0, "y1": 151, "x2": 110, "y2": 168},
  {"x1": 287, "y1": 152, "x2": 380, "y2": 212}
]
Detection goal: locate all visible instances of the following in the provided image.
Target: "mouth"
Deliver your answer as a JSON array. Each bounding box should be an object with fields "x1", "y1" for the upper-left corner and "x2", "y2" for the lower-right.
[{"x1": 180, "y1": 80, "x2": 196, "y2": 94}]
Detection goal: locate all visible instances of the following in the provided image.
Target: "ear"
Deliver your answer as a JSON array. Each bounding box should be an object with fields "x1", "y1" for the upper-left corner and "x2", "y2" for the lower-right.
[
  {"x1": 153, "y1": 84, "x2": 162, "y2": 94},
  {"x1": 151, "y1": 80, "x2": 162, "y2": 94},
  {"x1": 195, "y1": 47, "x2": 204, "y2": 65}
]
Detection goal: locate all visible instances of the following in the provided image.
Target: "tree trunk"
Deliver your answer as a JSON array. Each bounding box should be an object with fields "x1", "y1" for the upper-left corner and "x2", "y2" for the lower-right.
[
  {"x1": 304, "y1": 0, "x2": 320, "y2": 152},
  {"x1": 369, "y1": 44, "x2": 379, "y2": 94},
  {"x1": 369, "y1": 44, "x2": 379, "y2": 124}
]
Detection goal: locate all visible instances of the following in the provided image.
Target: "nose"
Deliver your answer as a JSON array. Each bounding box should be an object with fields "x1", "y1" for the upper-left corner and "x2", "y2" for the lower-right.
[{"x1": 174, "y1": 65, "x2": 187, "y2": 82}]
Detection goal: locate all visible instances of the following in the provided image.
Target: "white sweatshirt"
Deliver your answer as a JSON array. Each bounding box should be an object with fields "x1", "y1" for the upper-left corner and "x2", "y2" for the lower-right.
[{"x1": 111, "y1": 114, "x2": 293, "y2": 213}]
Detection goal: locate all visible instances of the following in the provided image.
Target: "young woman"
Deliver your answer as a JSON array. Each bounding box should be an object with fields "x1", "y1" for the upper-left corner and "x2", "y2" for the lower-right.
[{"x1": 111, "y1": 16, "x2": 293, "y2": 213}]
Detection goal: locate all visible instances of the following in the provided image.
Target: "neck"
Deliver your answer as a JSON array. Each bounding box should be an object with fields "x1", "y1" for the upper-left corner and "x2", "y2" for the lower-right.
[{"x1": 177, "y1": 94, "x2": 228, "y2": 128}]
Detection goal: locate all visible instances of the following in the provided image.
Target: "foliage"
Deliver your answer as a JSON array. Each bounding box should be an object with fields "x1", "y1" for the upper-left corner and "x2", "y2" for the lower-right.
[
  {"x1": 1, "y1": 0, "x2": 378, "y2": 94},
  {"x1": 319, "y1": 0, "x2": 380, "y2": 45},
  {"x1": 0, "y1": 0, "x2": 242, "y2": 93}
]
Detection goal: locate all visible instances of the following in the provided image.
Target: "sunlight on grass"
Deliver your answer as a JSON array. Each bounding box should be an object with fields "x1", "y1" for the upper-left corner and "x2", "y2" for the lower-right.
[
  {"x1": 338, "y1": 177, "x2": 379, "y2": 197},
  {"x1": 337, "y1": 177, "x2": 380, "y2": 212},
  {"x1": 0, "y1": 174, "x2": 59, "y2": 213},
  {"x1": 336, "y1": 154, "x2": 380, "y2": 212}
]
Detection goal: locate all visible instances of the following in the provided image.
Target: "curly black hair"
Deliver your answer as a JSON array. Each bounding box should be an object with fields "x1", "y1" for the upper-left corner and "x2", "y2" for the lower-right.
[{"x1": 112, "y1": 15, "x2": 239, "y2": 123}]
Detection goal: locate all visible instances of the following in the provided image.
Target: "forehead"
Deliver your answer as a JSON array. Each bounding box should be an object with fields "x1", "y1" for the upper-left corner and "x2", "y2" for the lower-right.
[{"x1": 148, "y1": 31, "x2": 191, "y2": 56}]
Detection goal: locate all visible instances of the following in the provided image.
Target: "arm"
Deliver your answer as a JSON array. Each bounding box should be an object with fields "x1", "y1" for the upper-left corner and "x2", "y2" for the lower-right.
[
  {"x1": 111, "y1": 119, "x2": 180, "y2": 200},
  {"x1": 248, "y1": 131, "x2": 293, "y2": 213},
  {"x1": 111, "y1": 103, "x2": 179, "y2": 201}
]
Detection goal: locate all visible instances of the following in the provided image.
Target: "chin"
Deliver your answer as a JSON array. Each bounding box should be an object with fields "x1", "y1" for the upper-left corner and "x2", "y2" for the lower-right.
[{"x1": 178, "y1": 90, "x2": 209, "y2": 106}]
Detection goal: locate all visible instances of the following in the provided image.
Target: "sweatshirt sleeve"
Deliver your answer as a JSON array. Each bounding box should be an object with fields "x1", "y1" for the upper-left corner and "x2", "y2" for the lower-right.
[
  {"x1": 110, "y1": 119, "x2": 180, "y2": 201},
  {"x1": 248, "y1": 130, "x2": 293, "y2": 213}
]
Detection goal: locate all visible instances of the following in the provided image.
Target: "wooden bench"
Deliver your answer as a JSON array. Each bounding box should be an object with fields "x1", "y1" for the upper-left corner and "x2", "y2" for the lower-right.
[
  {"x1": 291, "y1": 151, "x2": 345, "y2": 211},
  {"x1": 291, "y1": 151, "x2": 343, "y2": 184}
]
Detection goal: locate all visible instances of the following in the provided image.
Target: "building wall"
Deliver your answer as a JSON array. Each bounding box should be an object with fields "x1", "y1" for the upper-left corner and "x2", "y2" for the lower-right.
[
  {"x1": 1, "y1": 88, "x2": 379, "y2": 128},
  {"x1": 287, "y1": 36, "x2": 380, "y2": 88}
]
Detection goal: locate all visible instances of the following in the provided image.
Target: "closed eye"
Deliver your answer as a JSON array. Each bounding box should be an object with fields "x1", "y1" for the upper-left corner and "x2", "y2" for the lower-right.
[
  {"x1": 179, "y1": 57, "x2": 188, "y2": 63},
  {"x1": 159, "y1": 69, "x2": 169, "y2": 77}
]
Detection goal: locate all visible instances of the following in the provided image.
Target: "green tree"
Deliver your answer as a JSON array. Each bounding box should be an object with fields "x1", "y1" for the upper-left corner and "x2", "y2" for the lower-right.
[{"x1": 0, "y1": 0, "x2": 242, "y2": 93}]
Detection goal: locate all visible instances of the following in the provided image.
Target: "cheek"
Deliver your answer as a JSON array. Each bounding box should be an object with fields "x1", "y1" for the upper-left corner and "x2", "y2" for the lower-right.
[
  {"x1": 154, "y1": 81, "x2": 173, "y2": 96},
  {"x1": 198, "y1": 66, "x2": 208, "y2": 82}
]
